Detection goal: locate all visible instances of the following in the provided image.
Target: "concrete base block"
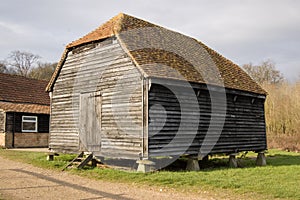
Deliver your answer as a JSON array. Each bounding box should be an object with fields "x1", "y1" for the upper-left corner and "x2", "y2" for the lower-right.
[
  {"x1": 229, "y1": 154, "x2": 238, "y2": 168},
  {"x1": 256, "y1": 152, "x2": 267, "y2": 166},
  {"x1": 91, "y1": 159, "x2": 97, "y2": 167},
  {"x1": 198, "y1": 155, "x2": 209, "y2": 168},
  {"x1": 186, "y1": 158, "x2": 200, "y2": 171},
  {"x1": 197, "y1": 154, "x2": 209, "y2": 161},
  {"x1": 201, "y1": 155, "x2": 209, "y2": 162},
  {"x1": 136, "y1": 159, "x2": 155, "y2": 173},
  {"x1": 47, "y1": 154, "x2": 54, "y2": 161},
  {"x1": 46, "y1": 152, "x2": 59, "y2": 161}
]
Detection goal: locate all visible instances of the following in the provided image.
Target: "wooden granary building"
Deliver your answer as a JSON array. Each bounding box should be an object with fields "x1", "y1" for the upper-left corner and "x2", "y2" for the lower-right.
[{"x1": 46, "y1": 13, "x2": 267, "y2": 170}]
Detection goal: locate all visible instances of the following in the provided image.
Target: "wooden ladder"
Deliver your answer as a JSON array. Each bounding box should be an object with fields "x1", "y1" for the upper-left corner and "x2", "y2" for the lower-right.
[{"x1": 62, "y1": 152, "x2": 97, "y2": 171}]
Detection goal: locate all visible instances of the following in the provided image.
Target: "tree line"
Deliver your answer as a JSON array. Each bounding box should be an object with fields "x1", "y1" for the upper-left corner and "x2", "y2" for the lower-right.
[
  {"x1": 0, "y1": 50, "x2": 57, "y2": 81},
  {"x1": 1, "y1": 50, "x2": 299, "y2": 150},
  {"x1": 242, "y1": 60, "x2": 300, "y2": 151}
]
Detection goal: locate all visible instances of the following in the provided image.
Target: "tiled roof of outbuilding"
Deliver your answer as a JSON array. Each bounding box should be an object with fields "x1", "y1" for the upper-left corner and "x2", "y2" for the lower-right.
[
  {"x1": 0, "y1": 73, "x2": 50, "y2": 105},
  {"x1": 0, "y1": 101, "x2": 49, "y2": 114},
  {"x1": 47, "y1": 13, "x2": 266, "y2": 95}
]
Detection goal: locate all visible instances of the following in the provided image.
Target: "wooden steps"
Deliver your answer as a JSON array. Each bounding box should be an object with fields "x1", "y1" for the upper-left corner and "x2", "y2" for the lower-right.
[{"x1": 62, "y1": 152, "x2": 100, "y2": 171}]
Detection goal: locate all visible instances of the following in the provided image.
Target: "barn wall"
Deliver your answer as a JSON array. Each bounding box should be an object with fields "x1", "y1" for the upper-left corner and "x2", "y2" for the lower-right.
[
  {"x1": 0, "y1": 110, "x2": 5, "y2": 147},
  {"x1": 0, "y1": 133, "x2": 4, "y2": 147},
  {"x1": 5, "y1": 113, "x2": 49, "y2": 133},
  {"x1": 0, "y1": 110, "x2": 5, "y2": 133},
  {"x1": 50, "y1": 37, "x2": 143, "y2": 158},
  {"x1": 4, "y1": 112, "x2": 49, "y2": 148},
  {"x1": 148, "y1": 81, "x2": 266, "y2": 157},
  {"x1": 13, "y1": 132, "x2": 49, "y2": 147}
]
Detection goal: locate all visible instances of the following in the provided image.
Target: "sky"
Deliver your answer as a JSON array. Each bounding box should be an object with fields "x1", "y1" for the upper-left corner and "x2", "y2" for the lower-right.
[{"x1": 0, "y1": 0, "x2": 299, "y2": 82}]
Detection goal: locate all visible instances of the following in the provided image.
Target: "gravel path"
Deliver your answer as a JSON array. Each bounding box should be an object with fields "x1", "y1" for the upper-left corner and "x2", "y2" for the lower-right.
[{"x1": 0, "y1": 155, "x2": 217, "y2": 200}]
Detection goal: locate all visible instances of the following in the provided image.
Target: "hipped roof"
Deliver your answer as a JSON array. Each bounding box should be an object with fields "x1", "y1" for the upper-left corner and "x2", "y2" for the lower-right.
[{"x1": 46, "y1": 13, "x2": 266, "y2": 95}]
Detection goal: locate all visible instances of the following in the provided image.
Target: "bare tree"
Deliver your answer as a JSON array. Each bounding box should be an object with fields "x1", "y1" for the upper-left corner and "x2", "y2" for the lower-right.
[
  {"x1": 242, "y1": 60, "x2": 284, "y2": 85},
  {"x1": 0, "y1": 61, "x2": 7, "y2": 73},
  {"x1": 7, "y1": 50, "x2": 40, "y2": 77},
  {"x1": 29, "y1": 62, "x2": 57, "y2": 80}
]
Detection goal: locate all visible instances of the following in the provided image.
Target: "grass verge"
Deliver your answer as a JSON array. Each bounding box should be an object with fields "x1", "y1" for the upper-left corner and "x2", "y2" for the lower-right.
[{"x1": 0, "y1": 149, "x2": 299, "y2": 200}]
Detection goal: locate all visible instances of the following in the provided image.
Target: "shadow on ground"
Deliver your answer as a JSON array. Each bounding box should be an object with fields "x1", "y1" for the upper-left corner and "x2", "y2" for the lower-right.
[{"x1": 9, "y1": 169, "x2": 133, "y2": 200}]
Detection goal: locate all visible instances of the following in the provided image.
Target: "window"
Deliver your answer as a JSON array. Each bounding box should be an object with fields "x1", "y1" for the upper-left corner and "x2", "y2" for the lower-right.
[{"x1": 22, "y1": 116, "x2": 38, "y2": 132}]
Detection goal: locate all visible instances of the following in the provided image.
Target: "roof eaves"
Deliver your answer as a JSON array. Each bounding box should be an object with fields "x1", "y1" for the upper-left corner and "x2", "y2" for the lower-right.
[
  {"x1": 46, "y1": 49, "x2": 69, "y2": 92},
  {"x1": 194, "y1": 40, "x2": 267, "y2": 95}
]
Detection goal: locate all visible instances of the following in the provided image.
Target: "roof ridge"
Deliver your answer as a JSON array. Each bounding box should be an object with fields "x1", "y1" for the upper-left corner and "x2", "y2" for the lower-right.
[
  {"x1": 66, "y1": 13, "x2": 159, "y2": 49},
  {"x1": 113, "y1": 12, "x2": 126, "y2": 33},
  {"x1": 67, "y1": 13, "x2": 127, "y2": 48}
]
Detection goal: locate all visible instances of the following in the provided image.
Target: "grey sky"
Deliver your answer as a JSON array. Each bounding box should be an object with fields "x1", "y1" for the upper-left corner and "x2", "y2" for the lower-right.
[{"x1": 1, "y1": 0, "x2": 299, "y2": 81}]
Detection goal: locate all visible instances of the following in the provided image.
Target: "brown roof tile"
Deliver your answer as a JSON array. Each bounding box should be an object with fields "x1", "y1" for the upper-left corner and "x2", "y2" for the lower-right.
[
  {"x1": 47, "y1": 13, "x2": 266, "y2": 95},
  {"x1": 66, "y1": 13, "x2": 156, "y2": 49},
  {"x1": 0, "y1": 101, "x2": 49, "y2": 114},
  {"x1": 0, "y1": 73, "x2": 50, "y2": 105}
]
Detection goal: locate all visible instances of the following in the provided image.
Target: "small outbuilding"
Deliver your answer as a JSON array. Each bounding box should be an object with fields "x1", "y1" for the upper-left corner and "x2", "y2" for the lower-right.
[
  {"x1": 46, "y1": 13, "x2": 267, "y2": 169},
  {"x1": 0, "y1": 73, "x2": 50, "y2": 148}
]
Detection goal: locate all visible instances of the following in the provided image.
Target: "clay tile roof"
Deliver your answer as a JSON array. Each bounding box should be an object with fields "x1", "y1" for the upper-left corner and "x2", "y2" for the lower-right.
[
  {"x1": 0, "y1": 102, "x2": 49, "y2": 114},
  {"x1": 66, "y1": 13, "x2": 157, "y2": 49},
  {"x1": 47, "y1": 13, "x2": 266, "y2": 95},
  {"x1": 0, "y1": 73, "x2": 50, "y2": 107}
]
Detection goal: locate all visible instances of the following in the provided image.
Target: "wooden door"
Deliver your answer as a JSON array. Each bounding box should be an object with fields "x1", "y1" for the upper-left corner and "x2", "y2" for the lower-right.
[{"x1": 79, "y1": 91, "x2": 102, "y2": 152}]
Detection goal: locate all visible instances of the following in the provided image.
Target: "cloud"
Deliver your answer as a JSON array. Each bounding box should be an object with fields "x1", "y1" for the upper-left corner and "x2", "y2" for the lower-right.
[{"x1": 0, "y1": 0, "x2": 299, "y2": 81}]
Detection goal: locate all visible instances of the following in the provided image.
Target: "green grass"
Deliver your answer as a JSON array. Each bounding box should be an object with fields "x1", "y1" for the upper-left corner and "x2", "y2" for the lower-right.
[
  {"x1": 0, "y1": 149, "x2": 299, "y2": 200},
  {"x1": 0, "y1": 150, "x2": 77, "y2": 170}
]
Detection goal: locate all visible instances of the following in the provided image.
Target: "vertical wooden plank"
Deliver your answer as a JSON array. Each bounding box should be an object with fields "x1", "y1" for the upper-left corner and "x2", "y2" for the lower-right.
[
  {"x1": 79, "y1": 92, "x2": 101, "y2": 152},
  {"x1": 142, "y1": 78, "x2": 149, "y2": 158},
  {"x1": 95, "y1": 92, "x2": 102, "y2": 150},
  {"x1": 87, "y1": 93, "x2": 95, "y2": 148},
  {"x1": 79, "y1": 93, "x2": 88, "y2": 149}
]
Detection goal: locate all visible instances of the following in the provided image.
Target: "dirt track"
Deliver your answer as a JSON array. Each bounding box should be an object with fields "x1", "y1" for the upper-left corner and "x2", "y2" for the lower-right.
[{"x1": 0, "y1": 155, "x2": 217, "y2": 200}]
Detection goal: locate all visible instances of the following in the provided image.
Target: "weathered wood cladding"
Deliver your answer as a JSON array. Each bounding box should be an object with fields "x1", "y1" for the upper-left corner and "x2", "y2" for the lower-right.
[
  {"x1": 50, "y1": 37, "x2": 143, "y2": 158},
  {"x1": 148, "y1": 81, "x2": 267, "y2": 157}
]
